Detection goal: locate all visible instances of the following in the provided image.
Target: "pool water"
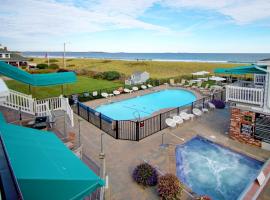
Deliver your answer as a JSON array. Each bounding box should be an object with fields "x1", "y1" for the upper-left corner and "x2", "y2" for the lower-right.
[
  {"x1": 96, "y1": 89, "x2": 196, "y2": 120},
  {"x1": 175, "y1": 136, "x2": 263, "y2": 200}
]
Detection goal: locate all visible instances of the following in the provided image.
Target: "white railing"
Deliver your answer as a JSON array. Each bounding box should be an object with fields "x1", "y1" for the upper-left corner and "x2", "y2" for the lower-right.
[
  {"x1": 61, "y1": 97, "x2": 74, "y2": 127},
  {"x1": 1, "y1": 90, "x2": 74, "y2": 127},
  {"x1": 2, "y1": 89, "x2": 35, "y2": 114},
  {"x1": 226, "y1": 85, "x2": 264, "y2": 106}
]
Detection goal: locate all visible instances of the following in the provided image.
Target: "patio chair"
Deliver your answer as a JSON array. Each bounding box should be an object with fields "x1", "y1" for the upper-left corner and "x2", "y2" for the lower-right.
[
  {"x1": 178, "y1": 79, "x2": 186, "y2": 86},
  {"x1": 124, "y1": 88, "x2": 132, "y2": 93},
  {"x1": 165, "y1": 118, "x2": 176, "y2": 128},
  {"x1": 179, "y1": 112, "x2": 190, "y2": 120},
  {"x1": 192, "y1": 108, "x2": 203, "y2": 116},
  {"x1": 113, "y1": 90, "x2": 120, "y2": 95},
  {"x1": 202, "y1": 107, "x2": 209, "y2": 113},
  {"x1": 169, "y1": 79, "x2": 176, "y2": 86},
  {"x1": 31, "y1": 116, "x2": 48, "y2": 130},
  {"x1": 147, "y1": 84, "x2": 153, "y2": 88},
  {"x1": 83, "y1": 92, "x2": 90, "y2": 97},
  {"x1": 141, "y1": 85, "x2": 147, "y2": 90},
  {"x1": 208, "y1": 102, "x2": 216, "y2": 109},
  {"x1": 92, "y1": 91, "x2": 98, "y2": 97},
  {"x1": 101, "y1": 92, "x2": 109, "y2": 98},
  {"x1": 132, "y1": 86, "x2": 139, "y2": 91},
  {"x1": 172, "y1": 115, "x2": 184, "y2": 125}
]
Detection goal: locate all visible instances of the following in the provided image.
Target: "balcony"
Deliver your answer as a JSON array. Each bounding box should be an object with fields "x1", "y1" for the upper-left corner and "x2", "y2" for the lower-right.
[{"x1": 226, "y1": 81, "x2": 264, "y2": 106}]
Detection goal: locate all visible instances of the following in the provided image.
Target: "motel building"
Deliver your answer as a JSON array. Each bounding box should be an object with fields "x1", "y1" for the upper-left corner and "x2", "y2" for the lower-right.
[
  {"x1": 0, "y1": 44, "x2": 31, "y2": 68},
  {"x1": 215, "y1": 58, "x2": 270, "y2": 151}
]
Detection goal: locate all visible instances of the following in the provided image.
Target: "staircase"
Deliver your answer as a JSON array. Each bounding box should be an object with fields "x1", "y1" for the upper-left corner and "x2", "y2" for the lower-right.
[
  {"x1": 0, "y1": 89, "x2": 74, "y2": 127},
  {"x1": 255, "y1": 115, "x2": 270, "y2": 143}
]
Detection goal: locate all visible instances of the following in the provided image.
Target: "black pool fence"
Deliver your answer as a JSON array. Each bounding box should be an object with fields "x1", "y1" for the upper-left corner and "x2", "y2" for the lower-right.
[{"x1": 73, "y1": 90, "x2": 225, "y2": 141}]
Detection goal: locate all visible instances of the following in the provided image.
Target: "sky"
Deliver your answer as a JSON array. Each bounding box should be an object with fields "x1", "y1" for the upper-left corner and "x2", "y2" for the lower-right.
[{"x1": 0, "y1": 0, "x2": 270, "y2": 53}]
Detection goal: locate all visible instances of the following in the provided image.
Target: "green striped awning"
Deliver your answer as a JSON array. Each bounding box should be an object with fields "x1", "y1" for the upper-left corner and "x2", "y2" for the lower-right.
[
  {"x1": 0, "y1": 114, "x2": 104, "y2": 200},
  {"x1": 0, "y1": 61, "x2": 77, "y2": 86}
]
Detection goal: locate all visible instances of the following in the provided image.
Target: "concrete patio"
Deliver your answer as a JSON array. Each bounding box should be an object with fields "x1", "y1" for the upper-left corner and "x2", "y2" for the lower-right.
[{"x1": 68, "y1": 107, "x2": 270, "y2": 200}]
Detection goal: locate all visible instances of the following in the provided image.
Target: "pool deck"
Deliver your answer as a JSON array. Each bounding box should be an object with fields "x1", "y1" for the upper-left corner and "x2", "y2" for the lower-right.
[
  {"x1": 84, "y1": 85, "x2": 202, "y2": 109},
  {"x1": 1, "y1": 100, "x2": 270, "y2": 199},
  {"x1": 68, "y1": 107, "x2": 270, "y2": 200}
]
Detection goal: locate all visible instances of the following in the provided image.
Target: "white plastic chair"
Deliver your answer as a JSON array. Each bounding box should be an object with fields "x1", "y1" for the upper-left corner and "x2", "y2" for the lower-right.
[
  {"x1": 113, "y1": 90, "x2": 120, "y2": 95},
  {"x1": 208, "y1": 102, "x2": 216, "y2": 109},
  {"x1": 179, "y1": 112, "x2": 190, "y2": 120},
  {"x1": 192, "y1": 108, "x2": 203, "y2": 116},
  {"x1": 173, "y1": 116, "x2": 183, "y2": 125},
  {"x1": 132, "y1": 87, "x2": 139, "y2": 91},
  {"x1": 92, "y1": 91, "x2": 98, "y2": 97},
  {"x1": 165, "y1": 118, "x2": 176, "y2": 128},
  {"x1": 101, "y1": 92, "x2": 109, "y2": 98},
  {"x1": 141, "y1": 85, "x2": 147, "y2": 90}
]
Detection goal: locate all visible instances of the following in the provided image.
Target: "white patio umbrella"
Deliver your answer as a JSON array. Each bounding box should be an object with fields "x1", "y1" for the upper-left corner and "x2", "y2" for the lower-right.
[{"x1": 209, "y1": 76, "x2": 226, "y2": 82}]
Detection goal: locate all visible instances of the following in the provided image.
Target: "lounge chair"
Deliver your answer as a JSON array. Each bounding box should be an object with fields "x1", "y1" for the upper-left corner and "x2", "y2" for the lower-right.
[
  {"x1": 179, "y1": 112, "x2": 190, "y2": 120},
  {"x1": 172, "y1": 116, "x2": 183, "y2": 125},
  {"x1": 178, "y1": 79, "x2": 186, "y2": 86},
  {"x1": 101, "y1": 92, "x2": 109, "y2": 98},
  {"x1": 113, "y1": 90, "x2": 120, "y2": 95},
  {"x1": 147, "y1": 84, "x2": 153, "y2": 88},
  {"x1": 83, "y1": 92, "x2": 90, "y2": 97},
  {"x1": 165, "y1": 118, "x2": 176, "y2": 128},
  {"x1": 124, "y1": 88, "x2": 132, "y2": 93},
  {"x1": 132, "y1": 86, "x2": 139, "y2": 91},
  {"x1": 192, "y1": 108, "x2": 203, "y2": 116},
  {"x1": 169, "y1": 79, "x2": 176, "y2": 86},
  {"x1": 92, "y1": 91, "x2": 98, "y2": 97},
  {"x1": 141, "y1": 85, "x2": 147, "y2": 90}
]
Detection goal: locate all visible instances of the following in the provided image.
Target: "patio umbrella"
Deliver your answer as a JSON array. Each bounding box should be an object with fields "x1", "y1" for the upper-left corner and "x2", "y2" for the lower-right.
[{"x1": 209, "y1": 76, "x2": 226, "y2": 81}]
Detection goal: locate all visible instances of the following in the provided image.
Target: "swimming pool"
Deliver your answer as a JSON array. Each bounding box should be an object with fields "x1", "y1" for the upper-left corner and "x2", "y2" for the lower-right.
[
  {"x1": 175, "y1": 136, "x2": 263, "y2": 200},
  {"x1": 95, "y1": 89, "x2": 196, "y2": 120}
]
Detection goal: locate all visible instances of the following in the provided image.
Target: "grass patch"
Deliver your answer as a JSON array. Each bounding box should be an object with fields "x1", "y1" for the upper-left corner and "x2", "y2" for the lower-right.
[
  {"x1": 31, "y1": 58, "x2": 240, "y2": 79},
  {"x1": 5, "y1": 76, "x2": 122, "y2": 99}
]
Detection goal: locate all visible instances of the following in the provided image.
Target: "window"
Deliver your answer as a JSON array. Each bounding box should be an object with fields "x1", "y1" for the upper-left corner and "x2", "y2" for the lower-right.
[
  {"x1": 0, "y1": 54, "x2": 2, "y2": 58},
  {"x1": 5, "y1": 54, "x2": 9, "y2": 58}
]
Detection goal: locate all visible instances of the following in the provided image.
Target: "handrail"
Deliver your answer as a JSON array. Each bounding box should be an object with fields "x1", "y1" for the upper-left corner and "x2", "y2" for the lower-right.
[{"x1": 226, "y1": 85, "x2": 264, "y2": 106}]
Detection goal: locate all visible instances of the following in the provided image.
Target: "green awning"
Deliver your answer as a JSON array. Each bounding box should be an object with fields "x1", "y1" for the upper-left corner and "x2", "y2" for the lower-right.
[
  {"x1": 0, "y1": 114, "x2": 104, "y2": 200},
  {"x1": 214, "y1": 65, "x2": 267, "y2": 75},
  {"x1": 0, "y1": 61, "x2": 77, "y2": 86}
]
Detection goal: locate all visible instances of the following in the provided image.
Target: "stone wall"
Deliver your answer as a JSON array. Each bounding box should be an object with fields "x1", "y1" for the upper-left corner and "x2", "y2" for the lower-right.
[{"x1": 229, "y1": 107, "x2": 261, "y2": 147}]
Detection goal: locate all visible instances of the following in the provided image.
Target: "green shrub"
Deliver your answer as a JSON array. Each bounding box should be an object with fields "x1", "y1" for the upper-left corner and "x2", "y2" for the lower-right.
[
  {"x1": 67, "y1": 64, "x2": 75, "y2": 67},
  {"x1": 48, "y1": 63, "x2": 59, "y2": 69},
  {"x1": 93, "y1": 72, "x2": 104, "y2": 79},
  {"x1": 29, "y1": 58, "x2": 34, "y2": 61},
  {"x1": 28, "y1": 69, "x2": 55, "y2": 74},
  {"x1": 49, "y1": 59, "x2": 58, "y2": 63},
  {"x1": 21, "y1": 66, "x2": 27, "y2": 69},
  {"x1": 102, "y1": 71, "x2": 120, "y2": 81},
  {"x1": 36, "y1": 63, "x2": 48, "y2": 69},
  {"x1": 66, "y1": 59, "x2": 73, "y2": 62},
  {"x1": 157, "y1": 174, "x2": 183, "y2": 200}
]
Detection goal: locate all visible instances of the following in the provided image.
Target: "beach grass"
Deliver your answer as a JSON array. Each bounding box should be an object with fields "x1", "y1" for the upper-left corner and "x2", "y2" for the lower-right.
[
  {"x1": 5, "y1": 76, "x2": 122, "y2": 99},
  {"x1": 32, "y1": 58, "x2": 240, "y2": 79}
]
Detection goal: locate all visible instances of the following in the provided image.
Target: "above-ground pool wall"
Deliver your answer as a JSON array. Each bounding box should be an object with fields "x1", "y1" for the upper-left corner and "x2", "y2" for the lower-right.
[{"x1": 229, "y1": 107, "x2": 261, "y2": 147}]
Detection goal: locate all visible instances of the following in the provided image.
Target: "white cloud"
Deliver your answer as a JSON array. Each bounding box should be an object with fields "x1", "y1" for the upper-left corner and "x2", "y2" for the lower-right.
[
  {"x1": 162, "y1": 0, "x2": 270, "y2": 24},
  {"x1": 0, "y1": 0, "x2": 168, "y2": 39}
]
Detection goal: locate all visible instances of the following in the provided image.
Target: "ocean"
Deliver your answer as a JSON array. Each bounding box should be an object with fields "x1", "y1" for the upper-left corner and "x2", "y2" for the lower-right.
[{"x1": 22, "y1": 52, "x2": 270, "y2": 63}]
